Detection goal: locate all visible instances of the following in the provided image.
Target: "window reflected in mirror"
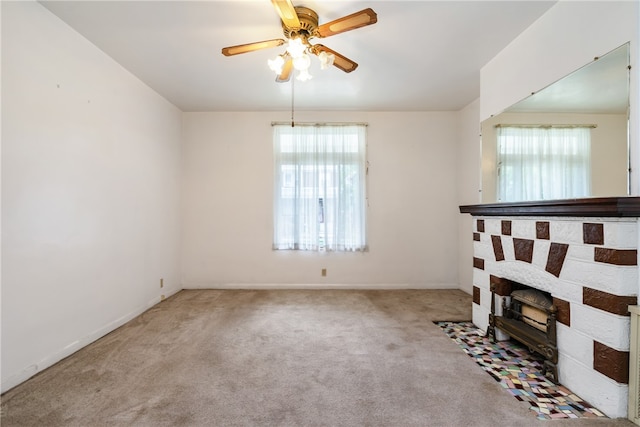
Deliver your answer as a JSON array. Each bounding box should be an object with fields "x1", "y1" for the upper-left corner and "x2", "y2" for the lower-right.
[{"x1": 496, "y1": 125, "x2": 593, "y2": 202}]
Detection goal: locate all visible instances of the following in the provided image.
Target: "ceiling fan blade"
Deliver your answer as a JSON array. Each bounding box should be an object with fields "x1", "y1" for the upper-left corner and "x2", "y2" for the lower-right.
[
  {"x1": 271, "y1": 0, "x2": 301, "y2": 29},
  {"x1": 312, "y1": 44, "x2": 358, "y2": 73},
  {"x1": 317, "y1": 8, "x2": 377, "y2": 38},
  {"x1": 221, "y1": 39, "x2": 286, "y2": 56},
  {"x1": 276, "y1": 59, "x2": 293, "y2": 83}
]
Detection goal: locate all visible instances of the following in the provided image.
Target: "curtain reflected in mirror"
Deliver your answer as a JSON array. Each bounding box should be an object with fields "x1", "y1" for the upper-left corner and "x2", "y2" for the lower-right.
[{"x1": 481, "y1": 43, "x2": 630, "y2": 203}]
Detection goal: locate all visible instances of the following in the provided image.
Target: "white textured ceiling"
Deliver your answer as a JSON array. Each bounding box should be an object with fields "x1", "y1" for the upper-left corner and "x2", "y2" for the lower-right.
[{"x1": 39, "y1": 0, "x2": 557, "y2": 112}]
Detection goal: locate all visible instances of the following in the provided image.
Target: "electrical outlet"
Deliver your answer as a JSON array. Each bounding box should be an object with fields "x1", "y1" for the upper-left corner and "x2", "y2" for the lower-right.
[
  {"x1": 160, "y1": 278, "x2": 164, "y2": 288},
  {"x1": 322, "y1": 268, "x2": 327, "y2": 277}
]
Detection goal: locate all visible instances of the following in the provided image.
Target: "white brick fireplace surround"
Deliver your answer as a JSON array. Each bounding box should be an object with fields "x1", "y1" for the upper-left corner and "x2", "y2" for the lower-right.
[{"x1": 460, "y1": 197, "x2": 640, "y2": 419}]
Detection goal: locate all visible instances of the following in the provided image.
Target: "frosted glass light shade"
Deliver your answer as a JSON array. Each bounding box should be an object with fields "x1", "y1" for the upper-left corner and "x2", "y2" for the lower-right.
[
  {"x1": 297, "y1": 68, "x2": 312, "y2": 82},
  {"x1": 293, "y1": 53, "x2": 311, "y2": 71},
  {"x1": 268, "y1": 55, "x2": 285, "y2": 75},
  {"x1": 318, "y1": 51, "x2": 335, "y2": 70}
]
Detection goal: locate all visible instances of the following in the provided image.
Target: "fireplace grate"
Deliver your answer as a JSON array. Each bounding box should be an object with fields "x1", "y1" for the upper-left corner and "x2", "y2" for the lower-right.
[{"x1": 488, "y1": 282, "x2": 558, "y2": 382}]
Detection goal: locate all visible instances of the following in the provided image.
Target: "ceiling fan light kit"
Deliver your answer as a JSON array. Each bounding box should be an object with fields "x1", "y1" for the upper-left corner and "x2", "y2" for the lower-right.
[{"x1": 221, "y1": 0, "x2": 377, "y2": 82}]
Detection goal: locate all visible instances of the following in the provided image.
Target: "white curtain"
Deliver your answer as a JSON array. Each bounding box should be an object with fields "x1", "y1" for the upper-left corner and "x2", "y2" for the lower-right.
[
  {"x1": 497, "y1": 126, "x2": 591, "y2": 202},
  {"x1": 273, "y1": 124, "x2": 367, "y2": 251}
]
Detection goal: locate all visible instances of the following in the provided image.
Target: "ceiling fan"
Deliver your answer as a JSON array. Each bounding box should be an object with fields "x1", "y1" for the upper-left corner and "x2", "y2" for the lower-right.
[{"x1": 221, "y1": 0, "x2": 377, "y2": 82}]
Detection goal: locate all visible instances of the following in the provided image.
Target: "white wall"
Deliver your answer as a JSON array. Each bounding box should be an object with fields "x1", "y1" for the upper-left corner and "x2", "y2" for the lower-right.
[
  {"x1": 1, "y1": 1, "x2": 182, "y2": 392},
  {"x1": 181, "y1": 111, "x2": 460, "y2": 288},
  {"x1": 456, "y1": 99, "x2": 481, "y2": 294},
  {"x1": 480, "y1": 1, "x2": 639, "y2": 193}
]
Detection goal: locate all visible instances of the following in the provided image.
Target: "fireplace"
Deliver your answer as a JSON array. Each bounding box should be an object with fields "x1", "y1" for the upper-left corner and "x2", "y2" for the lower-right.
[
  {"x1": 488, "y1": 277, "x2": 558, "y2": 381},
  {"x1": 460, "y1": 197, "x2": 640, "y2": 419}
]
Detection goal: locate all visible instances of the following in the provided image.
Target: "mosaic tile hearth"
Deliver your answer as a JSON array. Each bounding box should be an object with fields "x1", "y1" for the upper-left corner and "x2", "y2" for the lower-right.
[{"x1": 437, "y1": 321, "x2": 607, "y2": 421}]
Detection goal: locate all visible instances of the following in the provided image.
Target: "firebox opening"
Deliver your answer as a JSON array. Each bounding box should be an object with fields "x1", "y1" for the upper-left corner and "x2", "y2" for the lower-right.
[{"x1": 489, "y1": 279, "x2": 558, "y2": 382}]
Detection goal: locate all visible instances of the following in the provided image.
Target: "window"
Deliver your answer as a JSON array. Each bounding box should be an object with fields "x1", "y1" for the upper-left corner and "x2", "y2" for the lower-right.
[
  {"x1": 497, "y1": 126, "x2": 592, "y2": 202},
  {"x1": 273, "y1": 124, "x2": 367, "y2": 251}
]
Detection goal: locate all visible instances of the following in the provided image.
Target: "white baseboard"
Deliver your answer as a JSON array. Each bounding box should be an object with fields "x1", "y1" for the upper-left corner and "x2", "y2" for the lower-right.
[{"x1": 183, "y1": 282, "x2": 461, "y2": 290}]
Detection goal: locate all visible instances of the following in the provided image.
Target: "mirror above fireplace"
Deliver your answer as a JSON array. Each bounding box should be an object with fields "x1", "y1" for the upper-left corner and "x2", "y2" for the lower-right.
[{"x1": 481, "y1": 43, "x2": 630, "y2": 203}]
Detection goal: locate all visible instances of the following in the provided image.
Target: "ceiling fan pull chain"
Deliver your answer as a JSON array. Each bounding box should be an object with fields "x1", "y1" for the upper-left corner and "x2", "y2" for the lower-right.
[{"x1": 291, "y1": 77, "x2": 295, "y2": 127}]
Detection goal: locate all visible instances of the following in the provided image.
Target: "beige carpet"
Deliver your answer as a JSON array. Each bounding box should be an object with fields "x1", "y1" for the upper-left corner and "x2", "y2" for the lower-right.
[{"x1": 1, "y1": 289, "x2": 634, "y2": 426}]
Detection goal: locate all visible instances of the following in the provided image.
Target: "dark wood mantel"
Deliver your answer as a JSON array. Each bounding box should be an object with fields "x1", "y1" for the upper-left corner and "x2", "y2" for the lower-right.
[{"x1": 459, "y1": 197, "x2": 640, "y2": 217}]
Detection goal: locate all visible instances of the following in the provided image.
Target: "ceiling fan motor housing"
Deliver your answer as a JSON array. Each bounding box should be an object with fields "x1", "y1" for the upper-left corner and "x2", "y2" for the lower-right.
[{"x1": 282, "y1": 6, "x2": 319, "y2": 40}]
